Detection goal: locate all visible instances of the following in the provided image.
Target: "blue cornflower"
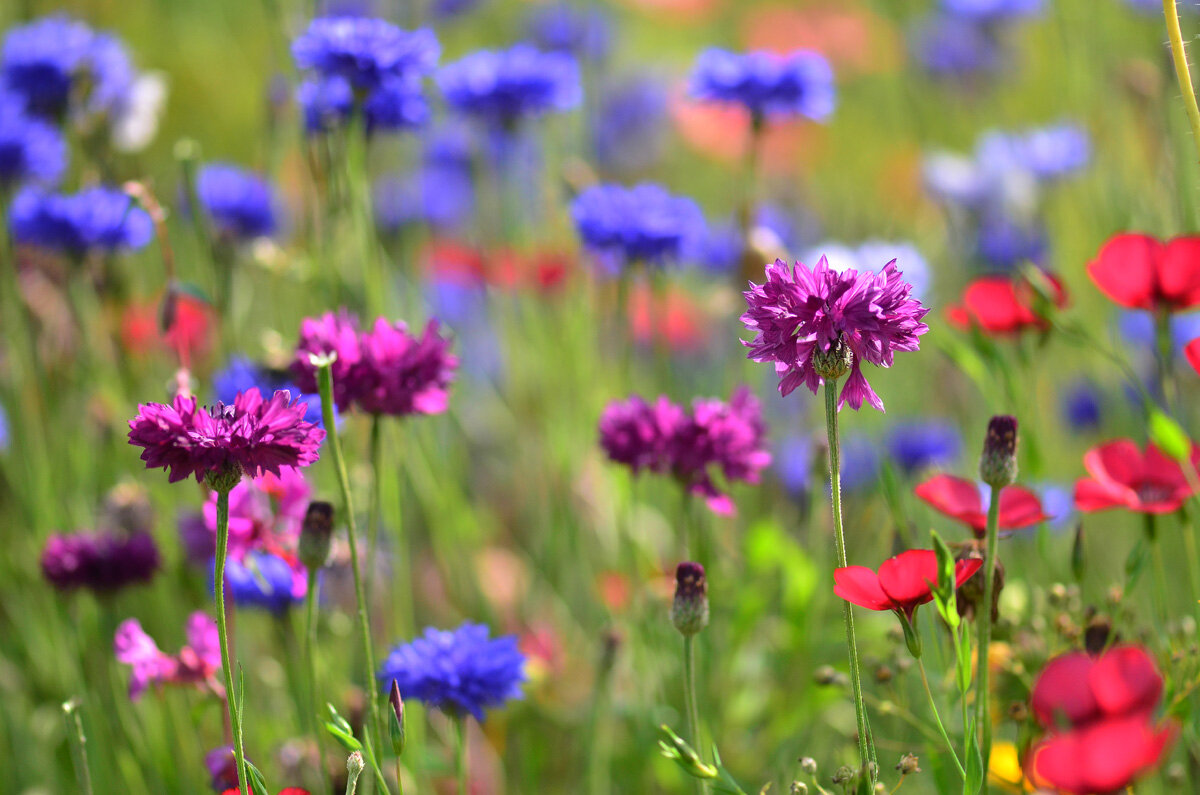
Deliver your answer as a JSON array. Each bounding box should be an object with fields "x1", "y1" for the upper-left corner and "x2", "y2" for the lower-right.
[
  {"x1": 437, "y1": 45, "x2": 581, "y2": 125},
  {"x1": 0, "y1": 94, "x2": 66, "y2": 187},
  {"x1": 774, "y1": 433, "x2": 813, "y2": 498},
  {"x1": 840, "y1": 434, "x2": 881, "y2": 493},
  {"x1": 909, "y1": 15, "x2": 1002, "y2": 78},
  {"x1": 0, "y1": 401, "x2": 8, "y2": 452},
  {"x1": 940, "y1": 0, "x2": 1044, "y2": 20},
  {"x1": 688, "y1": 48, "x2": 835, "y2": 123},
  {"x1": 10, "y1": 185, "x2": 152, "y2": 256},
  {"x1": 572, "y1": 183, "x2": 705, "y2": 266},
  {"x1": 1, "y1": 16, "x2": 133, "y2": 119},
  {"x1": 590, "y1": 77, "x2": 668, "y2": 175},
  {"x1": 975, "y1": 211, "x2": 1047, "y2": 271},
  {"x1": 1061, "y1": 379, "x2": 1102, "y2": 431},
  {"x1": 362, "y1": 75, "x2": 430, "y2": 131},
  {"x1": 292, "y1": 17, "x2": 439, "y2": 89},
  {"x1": 527, "y1": 3, "x2": 612, "y2": 61},
  {"x1": 884, "y1": 420, "x2": 962, "y2": 475},
  {"x1": 213, "y1": 356, "x2": 328, "y2": 427},
  {"x1": 196, "y1": 164, "x2": 279, "y2": 241},
  {"x1": 221, "y1": 551, "x2": 305, "y2": 614},
  {"x1": 1117, "y1": 310, "x2": 1200, "y2": 356},
  {"x1": 1016, "y1": 124, "x2": 1090, "y2": 180},
  {"x1": 377, "y1": 623, "x2": 527, "y2": 721},
  {"x1": 297, "y1": 75, "x2": 354, "y2": 134}
]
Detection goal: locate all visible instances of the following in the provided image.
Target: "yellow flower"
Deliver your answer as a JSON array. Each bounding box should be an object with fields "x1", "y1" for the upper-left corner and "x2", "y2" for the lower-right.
[{"x1": 988, "y1": 741, "x2": 1031, "y2": 792}]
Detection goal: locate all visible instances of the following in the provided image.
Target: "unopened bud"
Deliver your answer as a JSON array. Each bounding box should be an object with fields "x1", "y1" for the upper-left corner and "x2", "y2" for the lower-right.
[
  {"x1": 812, "y1": 338, "x2": 852, "y2": 381},
  {"x1": 345, "y1": 750, "x2": 364, "y2": 794},
  {"x1": 979, "y1": 415, "x2": 1018, "y2": 488},
  {"x1": 831, "y1": 765, "x2": 855, "y2": 786},
  {"x1": 813, "y1": 665, "x2": 839, "y2": 686},
  {"x1": 896, "y1": 753, "x2": 921, "y2": 776},
  {"x1": 790, "y1": 782, "x2": 808, "y2": 795},
  {"x1": 670, "y1": 562, "x2": 709, "y2": 636},
  {"x1": 298, "y1": 501, "x2": 334, "y2": 571},
  {"x1": 799, "y1": 757, "x2": 818, "y2": 776},
  {"x1": 388, "y1": 680, "x2": 406, "y2": 756}
]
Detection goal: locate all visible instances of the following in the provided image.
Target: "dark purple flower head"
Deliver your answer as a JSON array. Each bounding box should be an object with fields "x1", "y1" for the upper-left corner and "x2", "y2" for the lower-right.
[
  {"x1": 437, "y1": 45, "x2": 581, "y2": 125},
  {"x1": 688, "y1": 48, "x2": 835, "y2": 122},
  {"x1": 741, "y1": 257, "x2": 929, "y2": 412},
  {"x1": 598, "y1": 395, "x2": 687, "y2": 472},
  {"x1": 292, "y1": 311, "x2": 364, "y2": 411},
  {"x1": 10, "y1": 185, "x2": 152, "y2": 257},
  {"x1": 291, "y1": 17, "x2": 439, "y2": 89},
  {"x1": 41, "y1": 530, "x2": 160, "y2": 593},
  {"x1": 127, "y1": 388, "x2": 325, "y2": 485},
  {"x1": 355, "y1": 318, "x2": 458, "y2": 416},
  {"x1": 377, "y1": 622, "x2": 527, "y2": 721}
]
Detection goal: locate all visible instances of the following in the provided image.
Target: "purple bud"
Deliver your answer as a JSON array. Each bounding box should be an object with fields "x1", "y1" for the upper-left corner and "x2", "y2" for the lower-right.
[
  {"x1": 670, "y1": 562, "x2": 709, "y2": 636},
  {"x1": 979, "y1": 415, "x2": 1018, "y2": 488}
]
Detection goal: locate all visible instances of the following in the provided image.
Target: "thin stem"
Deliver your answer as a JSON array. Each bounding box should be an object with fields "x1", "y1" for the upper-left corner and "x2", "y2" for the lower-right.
[
  {"x1": 683, "y1": 635, "x2": 705, "y2": 795},
  {"x1": 368, "y1": 414, "x2": 383, "y2": 594},
  {"x1": 215, "y1": 488, "x2": 250, "y2": 795},
  {"x1": 916, "y1": 658, "x2": 965, "y2": 779},
  {"x1": 455, "y1": 715, "x2": 469, "y2": 795},
  {"x1": 316, "y1": 363, "x2": 387, "y2": 794},
  {"x1": 1153, "y1": 309, "x2": 1174, "y2": 409},
  {"x1": 304, "y1": 567, "x2": 328, "y2": 792},
  {"x1": 584, "y1": 644, "x2": 615, "y2": 795},
  {"x1": 1163, "y1": 0, "x2": 1200, "y2": 164},
  {"x1": 824, "y1": 378, "x2": 876, "y2": 786},
  {"x1": 1146, "y1": 514, "x2": 1171, "y2": 625},
  {"x1": 395, "y1": 758, "x2": 405, "y2": 795},
  {"x1": 62, "y1": 700, "x2": 94, "y2": 795},
  {"x1": 1181, "y1": 506, "x2": 1200, "y2": 625},
  {"x1": 975, "y1": 491, "x2": 1001, "y2": 794}
]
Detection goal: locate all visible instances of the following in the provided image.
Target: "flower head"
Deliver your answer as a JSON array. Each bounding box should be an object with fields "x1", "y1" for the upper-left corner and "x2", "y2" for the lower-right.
[
  {"x1": 0, "y1": 94, "x2": 65, "y2": 187},
  {"x1": 221, "y1": 550, "x2": 307, "y2": 614},
  {"x1": 915, "y1": 473, "x2": 1050, "y2": 538},
  {"x1": 437, "y1": 45, "x2": 581, "y2": 125},
  {"x1": 377, "y1": 623, "x2": 527, "y2": 721},
  {"x1": 884, "y1": 420, "x2": 962, "y2": 475},
  {"x1": 41, "y1": 530, "x2": 160, "y2": 593},
  {"x1": 292, "y1": 17, "x2": 439, "y2": 89},
  {"x1": 741, "y1": 257, "x2": 929, "y2": 411},
  {"x1": 688, "y1": 48, "x2": 835, "y2": 122},
  {"x1": 572, "y1": 182, "x2": 705, "y2": 266},
  {"x1": 527, "y1": 3, "x2": 612, "y2": 61},
  {"x1": 291, "y1": 311, "x2": 363, "y2": 411},
  {"x1": 196, "y1": 163, "x2": 279, "y2": 241},
  {"x1": 1088, "y1": 233, "x2": 1200, "y2": 313},
  {"x1": 128, "y1": 388, "x2": 325, "y2": 485},
  {"x1": 114, "y1": 612, "x2": 221, "y2": 699},
  {"x1": 834, "y1": 549, "x2": 982, "y2": 620},
  {"x1": 909, "y1": 15, "x2": 1002, "y2": 79},
  {"x1": 1074, "y1": 439, "x2": 1197, "y2": 515},
  {"x1": 946, "y1": 273, "x2": 1067, "y2": 335},
  {"x1": 10, "y1": 185, "x2": 152, "y2": 257},
  {"x1": 354, "y1": 319, "x2": 458, "y2": 416}
]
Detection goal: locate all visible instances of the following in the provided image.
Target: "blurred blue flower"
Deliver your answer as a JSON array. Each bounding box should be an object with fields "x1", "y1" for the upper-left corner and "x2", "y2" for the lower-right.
[
  {"x1": 363, "y1": 75, "x2": 431, "y2": 131},
  {"x1": 840, "y1": 434, "x2": 881, "y2": 492},
  {"x1": 1017, "y1": 124, "x2": 1090, "y2": 180},
  {"x1": 688, "y1": 48, "x2": 835, "y2": 122},
  {"x1": 774, "y1": 433, "x2": 813, "y2": 498},
  {"x1": 432, "y1": 0, "x2": 486, "y2": 20},
  {"x1": 975, "y1": 211, "x2": 1046, "y2": 270},
  {"x1": 196, "y1": 164, "x2": 279, "y2": 241},
  {"x1": 909, "y1": 15, "x2": 1001, "y2": 78},
  {"x1": 590, "y1": 77, "x2": 668, "y2": 175},
  {"x1": 0, "y1": 93, "x2": 66, "y2": 187},
  {"x1": 884, "y1": 420, "x2": 962, "y2": 475},
  {"x1": 213, "y1": 356, "x2": 329, "y2": 427},
  {"x1": 438, "y1": 45, "x2": 581, "y2": 125},
  {"x1": 801, "y1": 240, "x2": 932, "y2": 298},
  {"x1": 374, "y1": 167, "x2": 473, "y2": 232},
  {"x1": 1117, "y1": 310, "x2": 1200, "y2": 356},
  {"x1": 572, "y1": 183, "x2": 706, "y2": 266},
  {"x1": 221, "y1": 551, "x2": 305, "y2": 614},
  {"x1": 297, "y1": 75, "x2": 354, "y2": 134},
  {"x1": 940, "y1": 0, "x2": 1045, "y2": 20},
  {"x1": 377, "y1": 622, "x2": 527, "y2": 721},
  {"x1": 292, "y1": 17, "x2": 439, "y2": 89},
  {"x1": 1036, "y1": 483, "x2": 1074, "y2": 530},
  {"x1": 0, "y1": 401, "x2": 8, "y2": 452},
  {"x1": 1061, "y1": 379, "x2": 1102, "y2": 432},
  {"x1": 527, "y1": 4, "x2": 612, "y2": 61},
  {"x1": 10, "y1": 185, "x2": 152, "y2": 256}
]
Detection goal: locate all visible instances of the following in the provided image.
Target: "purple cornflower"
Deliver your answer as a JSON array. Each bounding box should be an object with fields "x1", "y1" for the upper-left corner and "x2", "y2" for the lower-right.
[
  {"x1": 195, "y1": 163, "x2": 279, "y2": 241},
  {"x1": 741, "y1": 257, "x2": 930, "y2": 411},
  {"x1": 571, "y1": 183, "x2": 706, "y2": 266},
  {"x1": 0, "y1": 93, "x2": 66, "y2": 187},
  {"x1": 127, "y1": 388, "x2": 325, "y2": 485},
  {"x1": 291, "y1": 311, "x2": 363, "y2": 411},
  {"x1": 377, "y1": 623, "x2": 527, "y2": 721},
  {"x1": 10, "y1": 185, "x2": 152, "y2": 257},
  {"x1": 437, "y1": 45, "x2": 581, "y2": 126},
  {"x1": 688, "y1": 48, "x2": 835, "y2": 123},
  {"x1": 114, "y1": 612, "x2": 221, "y2": 699},
  {"x1": 598, "y1": 387, "x2": 771, "y2": 515},
  {"x1": 291, "y1": 17, "x2": 439, "y2": 90},
  {"x1": 41, "y1": 530, "x2": 160, "y2": 593}
]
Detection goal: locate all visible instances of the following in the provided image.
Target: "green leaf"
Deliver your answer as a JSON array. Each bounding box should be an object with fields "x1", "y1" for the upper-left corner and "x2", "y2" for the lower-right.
[
  {"x1": 963, "y1": 722, "x2": 984, "y2": 795},
  {"x1": 956, "y1": 625, "x2": 973, "y2": 694},
  {"x1": 327, "y1": 703, "x2": 353, "y2": 735},
  {"x1": 324, "y1": 721, "x2": 363, "y2": 752},
  {"x1": 1149, "y1": 410, "x2": 1192, "y2": 462},
  {"x1": 244, "y1": 759, "x2": 271, "y2": 795},
  {"x1": 931, "y1": 530, "x2": 960, "y2": 628}
]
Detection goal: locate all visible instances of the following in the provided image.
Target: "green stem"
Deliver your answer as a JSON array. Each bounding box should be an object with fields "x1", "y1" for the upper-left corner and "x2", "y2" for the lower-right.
[
  {"x1": 975, "y1": 491, "x2": 1001, "y2": 794},
  {"x1": 215, "y1": 488, "x2": 250, "y2": 795},
  {"x1": 316, "y1": 363, "x2": 388, "y2": 793},
  {"x1": 1153, "y1": 309, "x2": 1174, "y2": 409},
  {"x1": 1163, "y1": 0, "x2": 1200, "y2": 164},
  {"x1": 916, "y1": 658, "x2": 965, "y2": 779},
  {"x1": 1146, "y1": 514, "x2": 1171, "y2": 625},
  {"x1": 824, "y1": 378, "x2": 876, "y2": 786},
  {"x1": 584, "y1": 643, "x2": 615, "y2": 795},
  {"x1": 368, "y1": 414, "x2": 383, "y2": 594},
  {"x1": 304, "y1": 567, "x2": 327, "y2": 792},
  {"x1": 455, "y1": 715, "x2": 468, "y2": 795},
  {"x1": 683, "y1": 635, "x2": 705, "y2": 795},
  {"x1": 1181, "y1": 506, "x2": 1200, "y2": 625},
  {"x1": 62, "y1": 701, "x2": 95, "y2": 795}
]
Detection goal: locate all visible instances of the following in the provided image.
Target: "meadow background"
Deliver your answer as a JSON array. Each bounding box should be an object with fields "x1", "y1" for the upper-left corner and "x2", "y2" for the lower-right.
[{"x1": 1, "y1": 0, "x2": 1199, "y2": 793}]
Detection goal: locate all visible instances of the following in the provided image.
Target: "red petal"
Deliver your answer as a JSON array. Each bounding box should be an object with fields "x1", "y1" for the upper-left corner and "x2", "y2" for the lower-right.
[
  {"x1": 833, "y1": 566, "x2": 893, "y2": 611},
  {"x1": 1159, "y1": 236, "x2": 1200, "y2": 309},
  {"x1": 914, "y1": 474, "x2": 985, "y2": 530},
  {"x1": 1186, "y1": 338, "x2": 1200, "y2": 376},
  {"x1": 996, "y1": 485, "x2": 1050, "y2": 531},
  {"x1": 1030, "y1": 651, "x2": 1099, "y2": 728},
  {"x1": 954, "y1": 557, "x2": 984, "y2": 588},
  {"x1": 279, "y1": 789, "x2": 312, "y2": 795},
  {"x1": 959, "y1": 278, "x2": 1025, "y2": 333},
  {"x1": 877, "y1": 550, "x2": 939, "y2": 610},
  {"x1": 1073, "y1": 476, "x2": 1131, "y2": 513},
  {"x1": 1032, "y1": 718, "x2": 1174, "y2": 794},
  {"x1": 1087, "y1": 233, "x2": 1161, "y2": 310},
  {"x1": 1083, "y1": 439, "x2": 1146, "y2": 491},
  {"x1": 1089, "y1": 645, "x2": 1163, "y2": 720}
]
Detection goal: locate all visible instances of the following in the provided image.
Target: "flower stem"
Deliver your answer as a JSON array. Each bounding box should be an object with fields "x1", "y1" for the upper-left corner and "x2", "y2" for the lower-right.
[
  {"x1": 304, "y1": 567, "x2": 327, "y2": 791},
  {"x1": 316, "y1": 363, "x2": 388, "y2": 793},
  {"x1": 455, "y1": 715, "x2": 469, "y2": 795},
  {"x1": 823, "y1": 378, "x2": 876, "y2": 786},
  {"x1": 215, "y1": 488, "x2": 250, "y2": 795},
  {"x1": 368, "y1": 414, "x2": 383, "y2": 594},
  {"x1": 62, "y1": 700, "x2": 94, "y2": 795},
  {"x1": 916, "y1": 658, "x2": 964, "y2": 779},
  {"x1": 975, "y1": 491, "x2": 1001, "y2": 793},
  {"x1": 683, "y1": 634, "x2": 705, "y2": 795},
  {"x1": 1163, "y1": 0, "x2": 1200, "y2": 164}
]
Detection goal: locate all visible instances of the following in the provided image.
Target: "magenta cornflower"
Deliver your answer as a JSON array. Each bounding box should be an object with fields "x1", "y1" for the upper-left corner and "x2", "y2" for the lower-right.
[
  {"x1": 114, "y1": 611, "x2": 222, "y2": 699},
  {"x1": 598, "y1": 387, "x2": 770, "y2": 514},
  {"x1": 291, "y1": 311, "x2": 363, "y2": 412},
  {"x1": 41, "y1": 530, "x2": 159, "y2": 594},
  {"x1": 127, "y1": 388, "x2": 325, "y2": 484},
  {"x1": 741, "y1": 256, "x2": 929, "y2": 411}
]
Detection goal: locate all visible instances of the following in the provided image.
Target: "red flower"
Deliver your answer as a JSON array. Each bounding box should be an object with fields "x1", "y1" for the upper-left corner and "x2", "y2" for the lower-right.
[
  {"x1": 223, "y1": 789, "x2": 309, "y2": 795},
  {"x1": 834, "y1": 549, "x2": 982, "y2": 620},
  {"x1": 946, "y1": 273, "x2": 1068, "y2": 335},
  {"x1": 914, "y1": 474, "x2": 1051, "y2": 538},
  {"x1": 1074, "y1": 439, "x2": 1197, "y2": 515},
  {"x1": 1026, "y1": 645, "x2": 1175, "y2": 794},
  {"x1": 1087, "y1": 233, "x2": 1200, "y2": 312},
  {"x1": 1186, "y1": 338, "x2": 1200, "y2": 375}
]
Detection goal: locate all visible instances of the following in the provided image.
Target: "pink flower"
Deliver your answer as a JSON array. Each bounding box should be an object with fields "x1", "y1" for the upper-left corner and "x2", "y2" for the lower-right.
[
  {"x1": 195, "y1": 468, "x2": 311, "y2": 563},
  {"x1": 114, "y1": 612, "x2": 222, "y2": 699},
  {"x1": 291, "y1": 311, "x2": 363, "y2": 411}
]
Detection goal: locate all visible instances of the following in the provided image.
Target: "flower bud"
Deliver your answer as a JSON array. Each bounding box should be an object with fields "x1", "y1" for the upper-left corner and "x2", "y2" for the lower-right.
[
  {"x1": 346, "y1": 750, "x2": 364, "y2": 789},
  {"x1": 299, "y1": 501, "x2": 334, "y2": 571},
  {"x1": 388, "y1": 679, "x2": 406, "y2": 756},
  {"x1": 896, "y1": 753, "x2": 921, "y2": 776},
  {"x1": 812, "y1": 338, "x2": 852, "y2": 380},
  {"x1": 790, "y1": 783, "x2": 808, "y2": 795},
  {"x1": 979, "y1": 415, "x2": 1018, "y2": 488},
  {"x1": 831, "y1": 765, "x2": 855, "y2": 786},
  {"x1": 799, "y1": 757, "x2": 818, "y2": 776},
  {"x1": 1084, "y1": 614, "x2": 1113, "y2": 656},
  {"x1": 204, "y1": 461, "x2": 244, "y2": 494},
  {"x1": 670, "y1": 562, "x2": 709, "y2": 636}
]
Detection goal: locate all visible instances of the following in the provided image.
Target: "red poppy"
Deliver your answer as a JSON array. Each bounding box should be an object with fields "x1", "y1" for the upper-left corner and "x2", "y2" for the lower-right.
[
  {"x1": 1026, "y1": 645, "x2": 1175, "y2": 794},
  {"x1": 1073, "y1": 439, "x2": 1197, "y2": 515},
  {"x1": 629, "y1": 283, "x2": 707, "y2": 352},
  {"x1": 1087, "y1": 233, "x2": 1200, "y2": 312},
  {"x1": 1186, "y1": 337, "x2": 1200, "y2": 375},
  {"x1": 223, "y1": 789, "x2": 309, "y2": 795},
  {"x1": 834, "y1": 549, "x2": 982, "y2": 619},
  {"x1": 946, "y1": 273, "x2": 1068, "y2": 335},
  {"x1": 120, "y1": 291, "x2": 213, "y2": 366},
  {"x1": 914, "y1": 474, "x2": 1051, "y2": 538}
]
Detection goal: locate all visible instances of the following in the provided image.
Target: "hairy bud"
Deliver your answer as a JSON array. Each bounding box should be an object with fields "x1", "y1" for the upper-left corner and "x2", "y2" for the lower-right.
[
  {"x1": 979, "y1": 415, "x2": 1019, "y2": 488},
  {"x1": 670, "y1": 562, "x2": 709, "y2": 636},
  {"x1": 298, "y1": 501, "x2": 335, "y2": 571}
]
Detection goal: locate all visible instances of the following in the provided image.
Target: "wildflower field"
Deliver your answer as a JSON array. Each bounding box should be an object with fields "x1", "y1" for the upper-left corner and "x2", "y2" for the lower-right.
[{"x1": 4, "y1": 0, "x2": 1200, "y2": 793}]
